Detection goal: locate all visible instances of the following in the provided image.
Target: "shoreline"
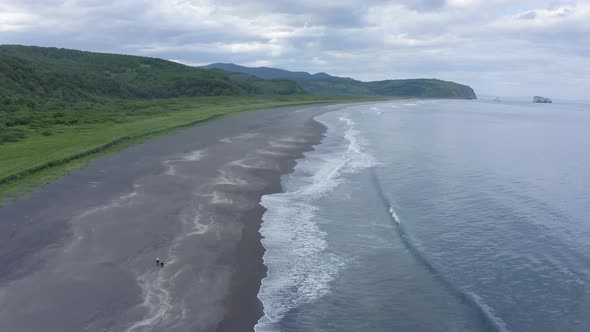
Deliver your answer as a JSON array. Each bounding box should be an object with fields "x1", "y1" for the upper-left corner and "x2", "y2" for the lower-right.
[
  {"x1": 0, "y1": 102, "x2": 345, "y2": 332},
  {"x1": 217, "y1": 117, "x2": 328, "y2": 331}
]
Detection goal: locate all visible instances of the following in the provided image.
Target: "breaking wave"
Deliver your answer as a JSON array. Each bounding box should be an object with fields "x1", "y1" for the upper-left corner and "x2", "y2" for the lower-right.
[{"x1": 255, "y1": 114, "x2": 376, "y2": 331}]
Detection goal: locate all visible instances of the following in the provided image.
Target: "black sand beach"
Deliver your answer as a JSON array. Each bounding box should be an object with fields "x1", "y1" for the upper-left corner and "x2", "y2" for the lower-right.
[{"x1": 0, "y1": 103, "x2": 347, "y2": 332}]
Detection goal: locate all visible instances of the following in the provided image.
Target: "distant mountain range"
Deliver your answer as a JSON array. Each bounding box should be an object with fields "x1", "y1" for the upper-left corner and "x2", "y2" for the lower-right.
[{"x1": 203, "y1": 63, "x2": 477, "y2": 99}]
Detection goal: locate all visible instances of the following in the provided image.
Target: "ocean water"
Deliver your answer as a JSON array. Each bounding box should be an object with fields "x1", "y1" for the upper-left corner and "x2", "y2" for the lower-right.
[{"x1": 256, "y1": 99, "x2": 590, "y2": 332}]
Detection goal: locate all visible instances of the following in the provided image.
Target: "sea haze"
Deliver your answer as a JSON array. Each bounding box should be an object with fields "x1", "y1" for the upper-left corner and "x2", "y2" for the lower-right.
[{"x1": 257, "y1": 99, "x2": 590, "y2": 332}]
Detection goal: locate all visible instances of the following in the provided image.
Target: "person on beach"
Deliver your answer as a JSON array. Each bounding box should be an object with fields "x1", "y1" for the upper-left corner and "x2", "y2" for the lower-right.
[
  {"x1": 156, "y1": 258, "x2": 160, "y2": 267},
  {"x1": 160, "y1": 261, "x2": 164, "y2": 268}
]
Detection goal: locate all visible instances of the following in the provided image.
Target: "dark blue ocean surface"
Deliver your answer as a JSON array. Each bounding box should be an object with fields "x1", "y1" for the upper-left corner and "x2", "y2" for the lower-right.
[{"x1": 256, "y1": 99, "x2": 590, "y2": 332}]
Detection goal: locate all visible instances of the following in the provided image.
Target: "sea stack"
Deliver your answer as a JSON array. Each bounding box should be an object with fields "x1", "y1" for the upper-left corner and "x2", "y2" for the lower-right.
[{"x1": 533, "y1": 96, "x2": 552, "y2": 103}]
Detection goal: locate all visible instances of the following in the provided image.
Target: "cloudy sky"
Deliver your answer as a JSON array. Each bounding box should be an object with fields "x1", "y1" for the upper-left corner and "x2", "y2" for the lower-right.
[{"x1": 1, "y1": 0, "x2": 589, "y2": 99}]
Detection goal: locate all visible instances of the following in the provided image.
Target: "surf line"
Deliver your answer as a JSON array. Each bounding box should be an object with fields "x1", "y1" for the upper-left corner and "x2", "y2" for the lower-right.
[{"x1": 369, "y1": 167, "x2": 510, "y2": 332}]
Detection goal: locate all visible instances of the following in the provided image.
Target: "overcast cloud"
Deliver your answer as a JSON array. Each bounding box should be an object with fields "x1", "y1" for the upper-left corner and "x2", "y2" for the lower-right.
[{"x1": 1, "y1": 0, "x2": 589, "y2": 98}]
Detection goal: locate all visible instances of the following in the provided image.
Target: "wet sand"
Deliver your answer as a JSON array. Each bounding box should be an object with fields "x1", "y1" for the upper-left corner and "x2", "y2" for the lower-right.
[{"x1": 0, "y1": 103, "x2": 348, "y2": 332}]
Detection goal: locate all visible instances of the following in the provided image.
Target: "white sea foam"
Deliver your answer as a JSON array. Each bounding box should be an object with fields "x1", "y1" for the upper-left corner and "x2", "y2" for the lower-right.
[
  {"x1": 125, "y1": 245, "x2": 192, "y2": 332},
  {"x1": 268, "y1": 142, "x2": 296, "y2": 149},
  {"x1": 221, "y1": 132, "x2": 260, "y2": 143},
  {"x1": 465, "y1": 291, "x2": 511, "y2": 332},
  {"x1": 256, "y1": 112, "x2": 376, "y2": 331},
  {"x1": 279, "y1": 137, "x2": 307, "y2": 144},
  {"x1": 75, "y1": 186, "x2": 138, "y2": 219},
  {"x1": 294, "y1": 108, "x2": 312, "y2": 113},
  {"x1": 182, "y1": 149, "x2": 205, "y2": 161},
  {"x1": 229, "y1": 158, "x2": 279, "y2": 171},
  {"x1": 213, "y1": 169, "x2": 248, "y2": 186},
  {"x1": 162, "y1": 149, "x2": 205, "y2": 175},
  {"x1": 210, "y1": 191, "x2": 233, "y2": 205},
  {"x1": 404, "y1": 103, "x2": 418, "y2": 106},
  {"x1": 126, "y1": 270, "x2": 173, "y2": 332},
  {"x1": 389, "y1": 206, "x2": 401, "y2": 224},
  {"x1": 187, "y1": 216, "x2": 216, "y2": 236},
  {"x1": 76, "y1": 203, "x2": 119, "y2": 220},
  {"x1": 126, "y1": 205, "x2": 202, "y2": 331},
  {"x1": 196, "y1": 191, "x2": 233, "y2": 206},
  {"x1": 162, "y1": 160, "x2": 177, "y2": 175},
  {"x1": 119, "y1": 191, "x2": 138, "y2": 200},
  {"x1": 237, "y1": 133, "x2": 260, "y2": 139},
  {"x1": 256, "y1": 149, "x2": 289, "y2": 157},
  {"x1": 256, "y1": 198, "x2": 344, "y2": 331},
  {"x1": 64, "y1": 185, "x2": 141, "y2": 257}
]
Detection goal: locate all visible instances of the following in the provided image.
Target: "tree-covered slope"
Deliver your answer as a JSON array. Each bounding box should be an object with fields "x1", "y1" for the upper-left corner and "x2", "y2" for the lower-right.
[
  {"x1": 221, "y1": 72, "x2": 305, "y2": 95},
  {"x1": 364, "y1": 79, "x2": 476, "y2": 99},
  {"x1": 203, "y1": 63, "x2": 333, "y2": 80},
  {"x1": 204, "y1": 63, "x2": 477, "y2": 99},
  {"x1": 0, "y1": 45, "x2": 304, "y2": 113}
]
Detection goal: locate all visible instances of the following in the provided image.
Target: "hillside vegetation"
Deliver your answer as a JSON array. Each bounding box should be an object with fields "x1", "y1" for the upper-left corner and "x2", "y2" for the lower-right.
[
  {"x1": 0, "y1": 45, "x2": 303, "y2": 103},
  {"x1": 204, "y1": 63, "x2": 477, "y2": 99},
  {"x1": 0, "y1": 45, "x2": 304, "y2": 143},
  {"x1": 204, "y1": 62, "x2": 334, "y2": 80}
]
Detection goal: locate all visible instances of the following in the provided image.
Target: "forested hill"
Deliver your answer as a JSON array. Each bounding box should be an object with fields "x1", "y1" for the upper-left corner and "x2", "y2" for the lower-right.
[
  {"x1": 204, "y1": 63, "x2": 477, "y2": 99},
  {"x1": 0, "y1": 45, "x2": 304, "y2": 112},
  {"x1": 203, "y1": 63, "x2": 334, "y2": 80}
]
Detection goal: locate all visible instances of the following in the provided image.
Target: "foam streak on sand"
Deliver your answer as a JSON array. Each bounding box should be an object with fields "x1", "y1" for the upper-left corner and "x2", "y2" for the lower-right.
[
  {"x1": 162, "y1": 149, "x2": 205, "y2": 175},
  {"x1": 126, "y1": 203, "x2": 220, "y2": 332},
  {"x1": 256, "y1": 111, "x2": 376, "y2": 331},
  {"x1": 214, "y1": 169, "x2": 248, "y2": 186},
  {"x1": 229, "y1": 159, "x2": 280, "y2": 171},
  {"x1": 220, "y1": 132, "x2": 260, "y2": 144},
  {"x1": 126, "y1": 205, "x2": 228, "y2": 332},
  {"x1": 126, "y1": 269, "x2": 174, "y2": 332}
]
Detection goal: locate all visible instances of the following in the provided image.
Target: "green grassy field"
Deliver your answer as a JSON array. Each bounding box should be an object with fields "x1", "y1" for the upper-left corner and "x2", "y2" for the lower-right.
[{"x1": 0, "y1": 94, "x2": 381, "y2": 203}]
